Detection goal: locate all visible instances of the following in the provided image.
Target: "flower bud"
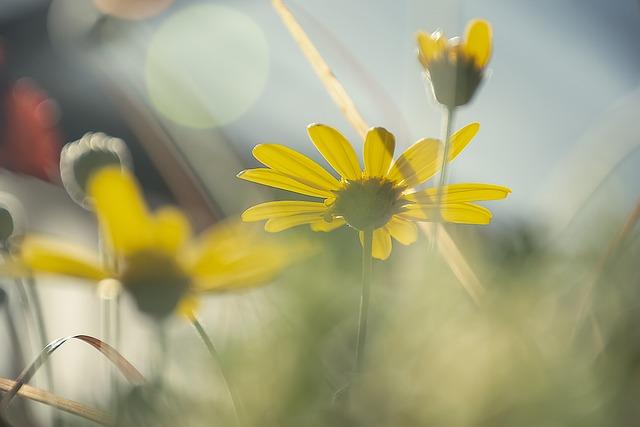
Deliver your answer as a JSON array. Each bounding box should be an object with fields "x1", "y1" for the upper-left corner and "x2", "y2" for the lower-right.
[{"x1": 60, "y1": 132, "x2": 132, "y2": 208}]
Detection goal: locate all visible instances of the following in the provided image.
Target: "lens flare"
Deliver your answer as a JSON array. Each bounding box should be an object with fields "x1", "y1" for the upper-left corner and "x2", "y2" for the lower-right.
[{"x1": 145, "y1": 4, "x2": 269, "y2": 129}]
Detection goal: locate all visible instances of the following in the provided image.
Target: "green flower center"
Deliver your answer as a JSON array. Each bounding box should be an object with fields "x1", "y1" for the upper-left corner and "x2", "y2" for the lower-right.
[
  {"x1": 332, "y1": 178, "x2": 405, "y2": 231},
  {"x1": 426, "y1": 53, "x2": 483, "y2": 108},
  {"x1": 120, "y1": 250, "x2": 190, "y2": 318}
]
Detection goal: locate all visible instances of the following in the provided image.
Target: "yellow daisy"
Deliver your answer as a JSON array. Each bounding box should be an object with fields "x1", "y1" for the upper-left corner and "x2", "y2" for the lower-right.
[
  {"x1": 238, "y1": 123, "x2": 510, "y2": 260},
  {"x1": 416, "y1": 19, "x2": 492, "y2": 107},
  {"x1": 16, "y1": 166, "x2": 301, "y2": 318}
]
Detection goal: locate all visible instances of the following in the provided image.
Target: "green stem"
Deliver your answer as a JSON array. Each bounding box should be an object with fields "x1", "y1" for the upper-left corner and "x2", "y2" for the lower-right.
[
  {"x1": 190, "y1": 316, "x2": 243, "y2": 427},
  {"x1": 14, "y1": 275, "x2": 62, "y2": 427},
  {"x1": 355, "y1": 229, "x2": 373, "y2": 372},
  {"x1": 153, "y1": 323, "x2": 168, "y2": 389},
  {"x1": 431, "y1": 106, "x2": 456, "y2": 250}
]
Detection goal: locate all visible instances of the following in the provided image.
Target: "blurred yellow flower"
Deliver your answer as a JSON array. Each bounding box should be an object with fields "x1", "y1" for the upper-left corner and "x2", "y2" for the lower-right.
[
  {"x1": 416, "y1": 19, "x2": 492, "y2": 107},
  {"x1": 238, "y1": 123, "x2": 510, "y2": 260},
  {"x1": 18, "y1": 166, "x2": 300, "y2": 318}
]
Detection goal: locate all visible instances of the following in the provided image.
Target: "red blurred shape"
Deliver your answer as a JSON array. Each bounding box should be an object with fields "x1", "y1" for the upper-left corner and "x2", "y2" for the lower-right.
[{"x1": 0, "y1": 78, "x2": 62, "y2": 182}]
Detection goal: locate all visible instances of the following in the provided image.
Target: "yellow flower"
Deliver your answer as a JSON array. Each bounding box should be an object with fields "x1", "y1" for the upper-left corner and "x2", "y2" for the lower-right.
[
  {"x1": 238, "y1": 123, "x2": 510, "y2": 260},
  {"x1": 17, "y1": 166, "x2": 301, "y2": 318},
  {"x1": 416, "y1": 19, "x2": 492, "y2": 107}
]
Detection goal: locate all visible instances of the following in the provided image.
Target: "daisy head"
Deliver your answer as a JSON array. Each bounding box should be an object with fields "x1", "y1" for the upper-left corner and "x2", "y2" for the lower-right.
[{"x1": 239, "y1": 123, "x2": 510, "y2": 260}]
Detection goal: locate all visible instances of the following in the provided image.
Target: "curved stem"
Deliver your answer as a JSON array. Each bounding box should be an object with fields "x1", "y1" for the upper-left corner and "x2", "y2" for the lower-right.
[
  {"x1": 430, "y1": 106, "x2": 455, "y2": 250},
  {"x1": 355, "y1": 229, "x2": 373, "y2": 372},
  {"x1": 190, "y1": 316, "x2": 243, "y2": 427}
]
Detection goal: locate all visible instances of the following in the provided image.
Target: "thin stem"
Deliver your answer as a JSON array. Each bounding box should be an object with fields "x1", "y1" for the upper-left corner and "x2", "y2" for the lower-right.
[
  {"x1": 430, "y1": 106, "x2": 456, "y2": 251},
  {"x1": 98, "y1": 279, "x2": 122, "y2": 405},
  {"x1": 190, "y1": 316, "x2": 243, "y2": 427},
  {"x1": 153, "y1": 323, "x2": 168, "y2": 389},
  {"x1": 22, "y1": 277, "x2": 61, "y2": 427},
  {"x1": 355, "y1": 229, "x2": 373, "y2": 372}
]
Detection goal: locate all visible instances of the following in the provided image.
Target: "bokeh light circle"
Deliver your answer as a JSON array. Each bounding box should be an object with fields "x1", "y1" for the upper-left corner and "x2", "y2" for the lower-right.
[{"x1": 145, "y1": 4, "x2": 269, "y2": 129}]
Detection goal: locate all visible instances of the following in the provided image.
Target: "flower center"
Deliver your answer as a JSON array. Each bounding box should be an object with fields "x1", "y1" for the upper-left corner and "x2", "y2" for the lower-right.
[
  {"x1": 120, "y1": 250, "x2": 190, "y2": 318},
  {"x1": 332, "y1": 178, "x2": 405, "y2": 231},
  {"x1": 425, "y1": 50, "x2": 483, "y2": 108}
]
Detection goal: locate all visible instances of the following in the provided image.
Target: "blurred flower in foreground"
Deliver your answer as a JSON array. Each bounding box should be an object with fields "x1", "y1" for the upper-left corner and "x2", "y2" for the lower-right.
[
  {"x1": 239, "y1": 123, "x2": 510, "y2": 260},
  {"x1": 416, "y1": 19, "x2": 492, "y2": 108},
  {"x1": 17, "y1": 166, "x2": 303, "y2": 318}
]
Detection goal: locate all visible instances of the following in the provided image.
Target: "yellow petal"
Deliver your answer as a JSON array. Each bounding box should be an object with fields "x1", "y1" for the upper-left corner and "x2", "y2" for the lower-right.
[
  {"x1": 153, "y1": 207, "x2": 192, "y2": 255},
  {"x1": 385, "y1": 216, "x2": 418, "y2": 245},
  {"x1": 189, "y1": 229, "x2": 311, "y2": 292},
  {"x1": 185, "y1": 220, "x2": 256, "y2": 278},
  {"x1": 265, "y1": 213, "x2": 325, "y2": 232},
  {"x1": 364, "y1": 127, "x2": 395, "y2": 178},
  {"x1": 242, "y1": 201, "x2": 328, "y2": 221},
  {"x1": 20, "y1": 235, "x2": 108, "y2": 281},
  {"x1": 192, "y1": 240, "x2": 309, "y2": 291},
  {"x1": 387, "y1": 138, "x2": 441, "y2": 187},
  {"x1": 87, "y1": 166, "x2": 153, "y2": 256},
  {"x1": 463, "y1": 19, "x2": 492, "y2": 68},
  {"x1": 416, "y1": 31, "x2": 447, "y2": 66},
  {"x1": 193, "y1": 263, "x2": 280, "y2": 292},
  {"x1": 403, "y1": 183, "x2": 511, "y2": 204},
  {"x1": 359, "y1": 229, "x2": 392, "y2": 260},
  {"x1": 401, "y1": 202, "x2": 493, "y2": 224},
  {"x1": 252, "y1": 144, "x2": 340, "y2": 191},
  {"x1": 310, "y1": 217, "x2": 346, "y2": 232},
  {"x1": 307, "y1": 124, "x2": 361, "y2": 181},
  {"x1": 238, "y1": 168, "x2": 334, "y2": 199},
  {"x1": 176, "y1": 295, "x2": 199, "y2": 319},
  {"x1": 448, "y1": 122, "x2": 480, "y2": 161}
]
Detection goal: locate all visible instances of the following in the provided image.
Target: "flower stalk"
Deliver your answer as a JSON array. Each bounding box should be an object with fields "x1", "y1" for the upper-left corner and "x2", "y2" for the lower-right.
[
  {"x1": 190, "y1": 315, "x2": 243, "y2": 427},
  {"x1": 355, "y1": 229, "x2": 373, "y2": 372},
  {"x1": 431, "y1": 106, "x2": 456, "y2": 249}
]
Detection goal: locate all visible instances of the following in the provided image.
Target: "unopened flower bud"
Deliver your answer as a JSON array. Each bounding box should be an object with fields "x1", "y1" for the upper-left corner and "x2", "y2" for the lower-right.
[{"x1": 60, "y1": 132, "x2": 132, "y2": 208}]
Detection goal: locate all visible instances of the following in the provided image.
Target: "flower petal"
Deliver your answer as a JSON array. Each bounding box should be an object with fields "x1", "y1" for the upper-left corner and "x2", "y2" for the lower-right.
[
  {"x1": 20, "y1": 235, "x2": 108, "y2": 281},
  {"x1": 449, "y1": 122, "x2": 480, "y2": 161},
  {"x1": 416, "y1": 31, "x2": 447, "y2": 66},
  {"x1": 359, "y1": 229, "x2": 392, "y2": 260},
  {"x1": 242, "y1": 201, "x2": 328, "y2": 221},
  {"x1": 189, "y1": 228, "x2": 311, "y2": 292},
  {"x1": 364, "y1": 127, "x2": 395, "y2": 178},
  {"x1": 310, "y1": 217, "x2": 346, "y2": 232},
  {"x1": 403, "y1": 183, "x2": 511, "y2": 204},
  {"x1": 176, "y1": 295, "x2": 199, "y2": 318},
  {"x1": 153, "y1": 207, "x2": 192, "y2": 255},
  {"x1": 265, "y1": 213, "x2": 325, "y2": 232},
  {"x1": 387, "y1": 137, "x2": 441, "y2": 187},
  {"x1": 463, "y1": 19, "x2": 492, "y2": 69},
  {"x1": 252, "y1": 144, "x2": 340, "y2": 191},
  {"x1": 307, "y1": 124, "x2": 361, "y2": 180},
  {"x1": 401, "y1": 202, "x2": 493, "y2": 224},
  {"x1": 238, "y1": 168, "x2": 334, "y2": 198},
  {"x1": 385, "y1": 216, "x2": 418, "y2": 245},
  {"x1": 359, "y1": 228, "x2": 392, "y2": 261},
  {"x1": 87, "y1": 166, "x2": 153, "y2": 256}
]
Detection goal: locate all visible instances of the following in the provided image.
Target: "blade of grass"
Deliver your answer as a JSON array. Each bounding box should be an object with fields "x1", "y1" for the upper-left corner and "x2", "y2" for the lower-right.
[
  {"x1": 0, "y1": 377, "x2": 109, "y2": 425},
  {"x1": 272, "y1": 0, "x2": 485, "y2": 305},
  {"x1": 0, "y1": 335, "x2": 145, "y2": 415},
  {"x1": 272, "y1": 0, "x2": 368, "y2": 139},
  {"x1": 571, "y1": 198, "x2": 640, "y2": 352}
]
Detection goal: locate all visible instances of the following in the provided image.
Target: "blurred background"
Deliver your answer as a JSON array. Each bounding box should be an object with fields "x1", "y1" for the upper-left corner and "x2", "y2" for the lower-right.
[{"x1": 1, "y1": 0, "x2": 640, "y2": 426}]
